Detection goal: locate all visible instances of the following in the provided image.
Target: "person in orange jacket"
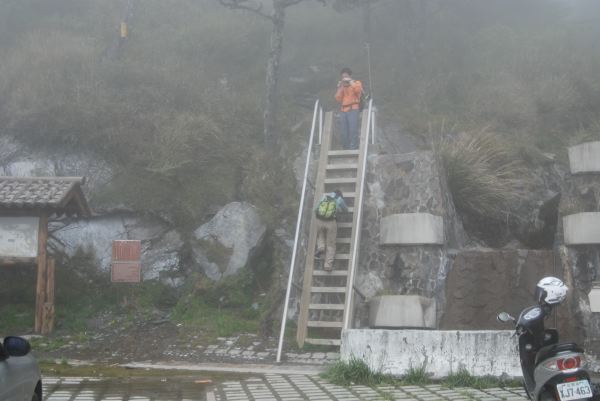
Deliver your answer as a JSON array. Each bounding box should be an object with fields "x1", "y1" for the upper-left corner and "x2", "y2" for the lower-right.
[{"x1": 335, "y1": 67, "x2": 363, "y2": 150}]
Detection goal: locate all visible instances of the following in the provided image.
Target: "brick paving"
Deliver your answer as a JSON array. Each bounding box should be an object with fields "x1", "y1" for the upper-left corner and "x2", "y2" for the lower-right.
[
  {"x1": 43, "y1": 375, "x2": 529, "y2": 401},
  {"x1": 161, "y1": 335, "x2": 339, "y2": 365},
  {"x1": 214, "y1": 374, "x2": 529, "y2": 401},
  {"x1": 42, "y1": 376, "x2": 206, "y2": 401}
]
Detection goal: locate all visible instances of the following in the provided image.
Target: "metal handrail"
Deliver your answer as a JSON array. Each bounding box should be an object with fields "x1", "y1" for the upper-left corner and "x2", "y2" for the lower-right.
[
  {"x1": 343, "y1": 98, "x2": 374, "y2": 330},
  {"x1": 371, "y1": 105, "x2": 376, "y2": 144},
  {"x1": 318, "y1": 107, "x2": 323, "y2": 145},
  {"x1": 276, "y1": 99, "x2": 322, "y2": 363}
]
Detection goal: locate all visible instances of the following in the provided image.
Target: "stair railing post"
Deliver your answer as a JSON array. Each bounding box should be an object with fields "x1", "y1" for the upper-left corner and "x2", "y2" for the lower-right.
[
  {"x1": 371, "y1": 105, "x2": 376, "y2": 145},
  {"x1": 318, "y1": 107, "x2": 323, "y2": 145},
  {"x1": 343, "y1": 98, "x2": 374, "y2": 330},
  {"x1": 276, "y1": 99, "x2": 321, "y2": 363}
]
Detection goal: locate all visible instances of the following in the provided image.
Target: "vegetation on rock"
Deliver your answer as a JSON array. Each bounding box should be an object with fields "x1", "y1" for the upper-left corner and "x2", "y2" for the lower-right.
[{"x1": 437, "y1": 130, "x2": 525, "y2": 222}]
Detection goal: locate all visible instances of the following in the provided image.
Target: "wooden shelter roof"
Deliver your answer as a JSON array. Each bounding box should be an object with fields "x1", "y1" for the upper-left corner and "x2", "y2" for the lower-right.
[{"x1": 0, "y1": 176, "x2": 91, "y2": 217}]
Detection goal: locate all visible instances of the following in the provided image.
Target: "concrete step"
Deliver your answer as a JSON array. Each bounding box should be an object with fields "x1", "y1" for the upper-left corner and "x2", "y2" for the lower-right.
[
  {"x1": 336, "y1": 237, "x2": 351, "y2": 244},
  {"x1": 307, "y1": 320, "x2": 343, "y2": 328},
  {"x1": 326, "y1": 163, "x2": 358, "y2": 171},
  {"x1": 311, "y1": 286, "x2": 346, "y2": 293},
  {"x1": 328, "y1": 149, "x2": 359, "y2": 157},
  {"x1": 337, "y1": 222, "x2": 353, "y2": 228},
  {"x1": 305, "y1": 338, "x2": 341, "y2": 346},
  {"x1": 313, "y1": 270, "x2": 348, "y2": 276},
  {"x1": 335, "y1": 254, "x2": 351, "y2": 260},
  {"x1": 309, "y1": 303, "x2": 345, "y2": 310},
  {"x1": 324, "y1": 177, "x2": 357, "y2": 184}
]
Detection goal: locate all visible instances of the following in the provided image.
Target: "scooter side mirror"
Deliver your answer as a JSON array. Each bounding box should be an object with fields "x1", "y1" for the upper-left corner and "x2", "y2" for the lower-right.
[{"x1": 497, "y1": 312, "x2": 515, "y2": 323}]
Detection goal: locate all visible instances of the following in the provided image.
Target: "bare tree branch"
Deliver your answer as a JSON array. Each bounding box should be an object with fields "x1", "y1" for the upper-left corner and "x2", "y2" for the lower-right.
[
  {"x1": 216, "y1": 0, "x2": 273, "y2": 20},
  {"x1": 217, "y1": 0, "x2": 315, "y2": 146}
]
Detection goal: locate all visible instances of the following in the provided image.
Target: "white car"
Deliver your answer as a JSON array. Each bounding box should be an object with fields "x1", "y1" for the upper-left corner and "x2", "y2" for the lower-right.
[{"x1": 0, "y1": 336, "x2": 42, "y2": 401}]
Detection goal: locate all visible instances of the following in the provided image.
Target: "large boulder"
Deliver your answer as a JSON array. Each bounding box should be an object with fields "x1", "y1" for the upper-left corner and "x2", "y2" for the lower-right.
[
  {"x1": 51, "y1": 215, "x2": 184, "y2": 283},
  {"x1": 191, "y1": 202, "x2": 266, "y2": 281}
]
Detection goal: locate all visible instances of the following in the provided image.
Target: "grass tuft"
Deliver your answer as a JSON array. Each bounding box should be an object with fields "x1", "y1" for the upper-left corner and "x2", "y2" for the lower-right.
[
  {"x1": 437, "y1": 129, "x2": 526, "y2": 221},
  {"x1": 321, "y1": 356, "x2": 395, "y2": 387},
  {"x1": 400, "y1": 365, "x2": 431, "y2": 385},
  {"x1": 443, "y1": 368, "x2": 521, "y2": 389},
  {"x1": 321, "y1": 359, "x2": 519, "y2": 391}
]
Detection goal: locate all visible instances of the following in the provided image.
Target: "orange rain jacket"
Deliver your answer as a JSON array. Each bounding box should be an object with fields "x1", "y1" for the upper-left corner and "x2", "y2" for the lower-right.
[{"x1": 335, "y1": 80, "x2": 363, "y2": 112}]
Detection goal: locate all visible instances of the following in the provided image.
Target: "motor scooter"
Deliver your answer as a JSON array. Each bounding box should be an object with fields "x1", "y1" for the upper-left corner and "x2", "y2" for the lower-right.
[{"x1": 498, "y1": 302, "x2": 594, "y2": 401}]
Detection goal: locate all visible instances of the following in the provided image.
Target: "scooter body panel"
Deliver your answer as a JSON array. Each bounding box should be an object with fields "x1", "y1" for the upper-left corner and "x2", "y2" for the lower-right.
[
  {"x1": 511, "y1": 305, "x2": 593, "y2": 401},
  {"x1": 533, "y1": 351, "x2": 589, "y2": 401}
]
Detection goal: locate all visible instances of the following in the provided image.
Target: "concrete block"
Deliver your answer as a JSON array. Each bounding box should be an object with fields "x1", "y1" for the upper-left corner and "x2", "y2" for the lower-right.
[
  {"x1": 563, "y1": 213, "x2": 600, "y2": 245},
  {"x1": 341, "y1": 329, "x2": 520, "y2": 378},
  {"x1": 369, "y1": 295, "x2": 436, "y2": 328},
  {"x1": 568, "y1": 141, "x2": 600, "y2": 174},
  {"x1": 379, "y1": 213, "x2": 444, "y2": 245},
  {"x1": 589, "y1": 283, "x2": 600, "y2": 313}
]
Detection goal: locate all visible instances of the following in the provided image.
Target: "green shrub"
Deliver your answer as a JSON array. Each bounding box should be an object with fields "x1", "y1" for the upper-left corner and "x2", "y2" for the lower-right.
[{"x1": 171, "y1": 295, "x2": 258, "y2": 340}]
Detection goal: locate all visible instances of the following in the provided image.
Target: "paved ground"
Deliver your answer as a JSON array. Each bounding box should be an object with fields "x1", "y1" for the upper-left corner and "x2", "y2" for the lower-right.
[
  {"x1": 214, "y1": 374, "x2": 528, "y2": 401},
  {"x1": 165, "y1": 336, "x2": 340, "y2": 365},
  {"x1": 43, "y1": 375, "x2": 529, "y2": 401},
  {"x1": 43, "y1": 376, "x2": 207, "y2": 401}
]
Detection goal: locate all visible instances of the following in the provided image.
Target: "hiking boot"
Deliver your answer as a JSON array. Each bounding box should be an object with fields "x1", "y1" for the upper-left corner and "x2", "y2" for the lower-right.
[
  {"x1": 323, "y1": 264, "x2": 333, "y2": 272},
  {"x1": 315, "y1": 248, "x2": 325, "y2": 259}
]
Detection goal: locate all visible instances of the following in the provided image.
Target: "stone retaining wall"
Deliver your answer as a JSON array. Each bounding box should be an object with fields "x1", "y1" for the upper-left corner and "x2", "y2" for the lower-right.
[{"x1": 341, "y1": 329, "x2": 520, "y2": 378}]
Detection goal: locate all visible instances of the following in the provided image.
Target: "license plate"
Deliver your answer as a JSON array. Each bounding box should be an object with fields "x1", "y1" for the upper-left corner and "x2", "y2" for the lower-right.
[{"x1": 556, "y1": 380, "x2": 593, "y2": 401}]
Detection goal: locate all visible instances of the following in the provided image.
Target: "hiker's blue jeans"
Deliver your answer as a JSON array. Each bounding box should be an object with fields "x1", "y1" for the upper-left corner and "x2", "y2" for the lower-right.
[{"x1": 340, "y1": 109, "x2": 359, "y2": 150}]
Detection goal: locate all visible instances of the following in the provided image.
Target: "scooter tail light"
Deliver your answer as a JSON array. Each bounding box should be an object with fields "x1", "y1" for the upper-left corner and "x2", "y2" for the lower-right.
[
  {"x1": 543, "y1": 356, "x2": 582, "y2": 371},
  {"x1": 544, "y1": 359, "x2": 559, "y2": 371}
]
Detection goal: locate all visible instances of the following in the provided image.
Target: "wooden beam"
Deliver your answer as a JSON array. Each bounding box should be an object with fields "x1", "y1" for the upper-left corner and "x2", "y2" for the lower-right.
[
  {"x1": 0, "y1": 209, "x2": 48, "y2": 217},
  {"x1": 42, "y1": 257, "x2": 55, "y2": 334},
  {"x1": 342, "y1": 108, "x2": 371, "y2": 330},
  {"x1": 0, "y1": 257, "x2": 36, "y2": 267},
  {"x1": 297, "y1": 111, "x2": 334, "y2": 348},
  {"x1": 35, "y1": 213, "x2": 48, "y2": 333}
]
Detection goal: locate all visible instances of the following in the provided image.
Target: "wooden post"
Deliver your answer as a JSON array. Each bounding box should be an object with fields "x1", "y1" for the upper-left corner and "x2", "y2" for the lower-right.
[
  {"x1": 34, "y1": 213, "x2": 48, "y2": 333},
  {"x1": 42, "y1": 257, "x2": 55, "y2": 334}
]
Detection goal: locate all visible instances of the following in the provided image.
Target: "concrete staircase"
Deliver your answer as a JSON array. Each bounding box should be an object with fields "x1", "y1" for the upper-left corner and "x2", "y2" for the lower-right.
[{"x1": 296, "y1": 109, "x2": 370, "y2": 347}]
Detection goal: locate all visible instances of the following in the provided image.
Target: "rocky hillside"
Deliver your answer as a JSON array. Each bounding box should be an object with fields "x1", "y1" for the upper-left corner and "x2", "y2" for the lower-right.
[{"x1": 2, "y1": 1, "x2": 600, "y2": 357}]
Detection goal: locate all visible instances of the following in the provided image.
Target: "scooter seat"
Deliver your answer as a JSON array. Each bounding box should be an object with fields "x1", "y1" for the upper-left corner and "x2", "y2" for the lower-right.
[{"x1": 535, "y1": 342, "x2": 584, "y2": 365}]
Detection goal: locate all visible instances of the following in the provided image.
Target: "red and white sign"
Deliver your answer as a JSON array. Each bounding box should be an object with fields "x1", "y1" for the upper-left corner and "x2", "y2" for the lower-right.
[{"x1": 111, "y1": 240, "x2": 142, "y2": 283}]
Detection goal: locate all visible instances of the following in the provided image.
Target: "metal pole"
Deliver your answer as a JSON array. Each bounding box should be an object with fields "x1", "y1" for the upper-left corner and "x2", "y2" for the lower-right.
[
  {"x1": 276, "y1": 99, "x2": 320, "y2": 363},
  {"x1": 319, "y1": 107, "x2": 323, "y2": 145},
  {"x1": 343, "y1": 99, "x2": 373, "y2": 330},
  {"x1": 371, "y1": 106, "x2": 376, "y2": 145},
  {"x1": 366, "y1": 42, "x2": 374, "y2": 99}
]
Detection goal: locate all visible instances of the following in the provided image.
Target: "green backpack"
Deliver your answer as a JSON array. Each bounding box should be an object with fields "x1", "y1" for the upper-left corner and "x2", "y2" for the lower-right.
[{"x1": 316, "y1": 196, "x2": 337, "y2": 220}]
